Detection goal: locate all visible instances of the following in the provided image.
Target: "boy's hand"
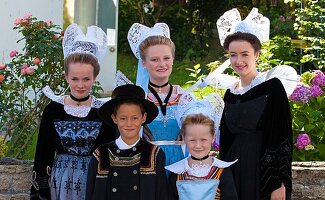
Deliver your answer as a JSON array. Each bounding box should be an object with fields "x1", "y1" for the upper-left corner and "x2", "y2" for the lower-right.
[{"x1": 270, "y1": 183, "x2": 286, "y2": 200}]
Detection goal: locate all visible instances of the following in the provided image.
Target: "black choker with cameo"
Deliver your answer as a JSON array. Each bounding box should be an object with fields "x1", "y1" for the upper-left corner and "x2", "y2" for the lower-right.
[
  {"x1": 149, "y1": 81, "x2": 169, "y2": 93},
  {"x1": 70, "y1": 94, "x2": 90, "y2": 106},
  {"x1": 191, "y1": 154, "x2": 210, "y2": 161}
]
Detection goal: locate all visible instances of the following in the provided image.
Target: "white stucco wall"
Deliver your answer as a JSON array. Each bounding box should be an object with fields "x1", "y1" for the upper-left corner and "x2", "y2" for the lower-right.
[
  {"x1": 1, "y1": 0, "x2": 117, "y2": 93},
  {"x1": 0, "y1": 0, "x2": 63, "y2": 64}
]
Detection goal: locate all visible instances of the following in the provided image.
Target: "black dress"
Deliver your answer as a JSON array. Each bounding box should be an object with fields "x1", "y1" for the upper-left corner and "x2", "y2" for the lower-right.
[
  {"x1": 30, "y1": 99, "x2": 116, "y2": 200},
  {"x1": 220, "y1": 78, "x2": 292, "y2": 200}
]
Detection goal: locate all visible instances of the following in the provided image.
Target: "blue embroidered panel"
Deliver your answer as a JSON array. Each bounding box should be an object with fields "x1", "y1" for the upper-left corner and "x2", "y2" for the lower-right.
[{"x1": 54, "y1": 120, "x2": 102, "y2": 155}]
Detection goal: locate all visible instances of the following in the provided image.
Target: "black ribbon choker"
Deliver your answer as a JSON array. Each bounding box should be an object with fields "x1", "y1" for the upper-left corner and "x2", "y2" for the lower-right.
[
  {"x1": 191, "y1": 154, "x2": 210, "y2": 161},
  {"x1": 149, "y1": 81, "x2": 169, "y2": 93},
  {"x1": 70, "y1": 94, "x2": 90, "y2": 105}
]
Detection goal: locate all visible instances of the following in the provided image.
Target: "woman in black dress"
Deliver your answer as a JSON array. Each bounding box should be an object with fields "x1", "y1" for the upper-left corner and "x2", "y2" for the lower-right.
[{"x1": 218, "y1": 9, "x2": 293, "y2": 200}]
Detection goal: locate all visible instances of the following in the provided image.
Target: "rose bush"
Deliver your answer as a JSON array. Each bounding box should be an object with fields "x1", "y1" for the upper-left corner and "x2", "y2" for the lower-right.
[{"x1": 0, "y1": 13, "x2": 66, "y2": 158}]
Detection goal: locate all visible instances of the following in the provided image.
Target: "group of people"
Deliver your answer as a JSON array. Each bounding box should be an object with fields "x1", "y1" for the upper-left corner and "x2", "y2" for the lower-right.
[{"x1": 30, "y1": 7, "x2": 293, "y2": 200}]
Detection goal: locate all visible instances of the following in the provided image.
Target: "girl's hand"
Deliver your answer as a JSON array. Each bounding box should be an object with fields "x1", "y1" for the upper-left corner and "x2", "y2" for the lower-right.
[{"x1": 270, "y1": 183, "x2": 286, "y2": 200}]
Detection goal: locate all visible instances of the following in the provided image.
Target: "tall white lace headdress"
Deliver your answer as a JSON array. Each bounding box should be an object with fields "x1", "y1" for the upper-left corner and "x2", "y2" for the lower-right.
[
  {"x1": 42, "y1": 23, "x2": 109, "y2": 113},
  {"x1": 175, "y1": 93, "x2": 224, "y2": 145},
  {"x1": 127, "y1": 23, "x2": 170, "y2": 93},
  {"x1": 216, "y1": 7, "x2": 270, "y2": 46},
  {"x1": 63, "y1": 23, "x2": 108, "y2": 63}
]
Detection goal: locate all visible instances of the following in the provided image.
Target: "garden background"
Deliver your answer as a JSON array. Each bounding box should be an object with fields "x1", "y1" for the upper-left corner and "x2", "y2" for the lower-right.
[{"x1": 0, "y1": 0, "x2": 324, "y2": 161}]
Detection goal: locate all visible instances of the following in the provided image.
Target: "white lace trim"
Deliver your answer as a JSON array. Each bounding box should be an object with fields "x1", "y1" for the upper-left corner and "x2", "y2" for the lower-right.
[
  {"x1": 114, "y1": 70, "x2": 133, "y2": 87},
  {"x1": 229, "y1": 65, "x2": 299, "y2": 96},
  {"x1": 165, "y1": 157, "x2": 237, "y2": 177},
  {"x1": 216, "y1": 7, "x2": 270, "y2": 46},
  {"x1": 42, "y1": 86, "x2": 109, "y2": 118},
  {"x1": 186, "y1": 161, "x2": 213, "y2": 177},
  {"x1": 229, "y1": 72, "x2": 267, "y2": 95},
  {"x1": 127, "y1": 23, "x2": 170, "y2": 59},
  {"x1": 63, "y1": 23, "x2": 107, "y2": 63}
]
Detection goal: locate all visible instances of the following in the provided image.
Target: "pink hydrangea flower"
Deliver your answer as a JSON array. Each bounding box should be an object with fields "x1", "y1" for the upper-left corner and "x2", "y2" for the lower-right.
[
  {"x1": 9, "y1": 50, "x2": 17, "y2": 58},
  {"x1": 289, "y1": 84, "x2": 312, "y2": 103},
  {"x1": 212, "y1": 139, "x2": 219, "y2": 151},
  {"x1": 0, "y1": 64, "x2": 6, "y2": 70},
  {"x1": 295, "y1": 133, "x2": 311, "y2": 150},
  {"x1": 310, "y1": 85, "x2": 324, "y2": 97},
  {"x1": 312, "y1": 70, "x2": 325, "y2": 87}
]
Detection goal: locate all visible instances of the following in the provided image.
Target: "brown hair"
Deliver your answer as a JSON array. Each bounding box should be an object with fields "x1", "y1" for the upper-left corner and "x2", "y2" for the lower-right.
[
  {"x1": 64, "y1": 52, "x2": 100, "y2": 77},
  {"x1": 181, "y1": 113, "x2": 215, "y2": 137},
  {"x1": 139, "y1": 35, "x2": 175, "y2": 60},
  {"x1": 223, "y1": 32, "x2": 261, "y2": 53},
  {"x1": 113, "y1": 99, "x2": 146, "y2": 116}
]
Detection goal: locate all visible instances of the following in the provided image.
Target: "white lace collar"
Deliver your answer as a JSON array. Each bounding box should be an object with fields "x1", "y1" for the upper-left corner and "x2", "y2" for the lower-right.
[
  {"x1": 229, "y1": 72, "x2": 267, "y2": 95},
  {"x1": 115, "y1": 136, "x2": 140, "y2": 150},
  {"x1": 228, "y1": 65, "x2": 299, "y2": 96},
  {"x1": 42, "y1": 86, "x2": 110, "y2": 118},
  {"x1": 165, "y1": 156, "x2": 237, "y2": 177}
]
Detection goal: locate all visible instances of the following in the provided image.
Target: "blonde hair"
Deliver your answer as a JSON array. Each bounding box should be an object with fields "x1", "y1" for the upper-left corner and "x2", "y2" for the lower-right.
[
  {"x1": 139, "y1": 35, "x2": 175, "y2": 60},
  {"x1": 64, "y1": 52, "x2": 100, "y2": 77},
  {"x1": 181, "y1": 113, "x2": 215, "y2": 137}
]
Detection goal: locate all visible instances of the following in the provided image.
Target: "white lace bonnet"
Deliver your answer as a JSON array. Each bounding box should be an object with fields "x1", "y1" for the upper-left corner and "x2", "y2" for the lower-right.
[
  {"x1": 63, "y1": 23, "x2": 108, "y2": 63},
  {"x1": 175, "y1": 93, "x2": 223, "y2": 144},
  {"x1": 127, "y1": 23, "x2": 170, "y2": 59},
  {"x1": 127, "y1": 23, "x2": 171, "y2": 93},
  {"x1": 216, "y1": 7, "x2": 270, "y2": 46}
]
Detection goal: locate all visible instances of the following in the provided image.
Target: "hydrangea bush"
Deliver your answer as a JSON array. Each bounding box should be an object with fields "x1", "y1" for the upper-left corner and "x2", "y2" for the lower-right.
[{"x1": 289, "y1": 70, "x2": 325, "y2": 160}]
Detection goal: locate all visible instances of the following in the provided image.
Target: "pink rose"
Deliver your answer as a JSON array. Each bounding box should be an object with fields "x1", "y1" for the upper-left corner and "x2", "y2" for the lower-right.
[
  {"x1": 22, "y1": 13, "x2": 32, "y2": 20},
  {"x1": 54, "y1": 34, "x2": 60, "y2": 39},
  {"x1": 25, "y1": 67, "x2": 35, "y2": 75},
  {"x1": 9, "y1": 50, "x2": 17, "y2": 58},
  {"x1": 0, "y1": 64, "x2": 6, "y2": 70},
  {"x1": 21, "y1": 67, "x2": 27, "y2": 75},
  {"x1": 295, "y1": 133, "x2": 312, "y2": 150},
  {"x1": 14, "y1": 18, "x2": 22, "y2": 26},
  {"x1": 22, "y1": 63, "x2": 28, "y2": 69},
  {"x1": 44, "y1": 20, "x2": 53, "y2": 26}
]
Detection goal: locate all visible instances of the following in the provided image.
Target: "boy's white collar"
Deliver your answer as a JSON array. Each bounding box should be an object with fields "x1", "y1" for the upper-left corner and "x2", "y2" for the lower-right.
[{"x1": 115, "y1": 136, "x2": 140, "y2": 150}]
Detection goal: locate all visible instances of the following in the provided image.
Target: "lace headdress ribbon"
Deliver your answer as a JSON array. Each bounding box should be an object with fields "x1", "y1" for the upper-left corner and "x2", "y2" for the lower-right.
[
  {"x1": 127, "y1": 23, "x2": 170, "y2": 93},
  {"x1": 63, "y1": 23, "x2": 108, "y2": 63},
  {"x1": 216, "y1": 7, "x2": 270, "y2": 46}
]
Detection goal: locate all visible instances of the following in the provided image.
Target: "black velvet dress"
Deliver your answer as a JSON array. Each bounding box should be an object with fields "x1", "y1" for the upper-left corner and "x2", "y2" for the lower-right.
[
  {"x1": 220, "y1": 78, "x2": 292, "y2": 200},
  {"x1": 30, "y1": 100, "x2": 116, "y2": 200}
]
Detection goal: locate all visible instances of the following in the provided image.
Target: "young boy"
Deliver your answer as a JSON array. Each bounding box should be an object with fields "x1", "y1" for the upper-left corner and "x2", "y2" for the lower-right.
[{"x1": 86, "y1": 84, "x2": 168, "y2": 200}]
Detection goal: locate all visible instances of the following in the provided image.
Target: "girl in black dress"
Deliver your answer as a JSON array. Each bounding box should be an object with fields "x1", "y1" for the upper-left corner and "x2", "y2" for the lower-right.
[{"x1": 218, "y1": 8, "x2": 293, "y2": 200}]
